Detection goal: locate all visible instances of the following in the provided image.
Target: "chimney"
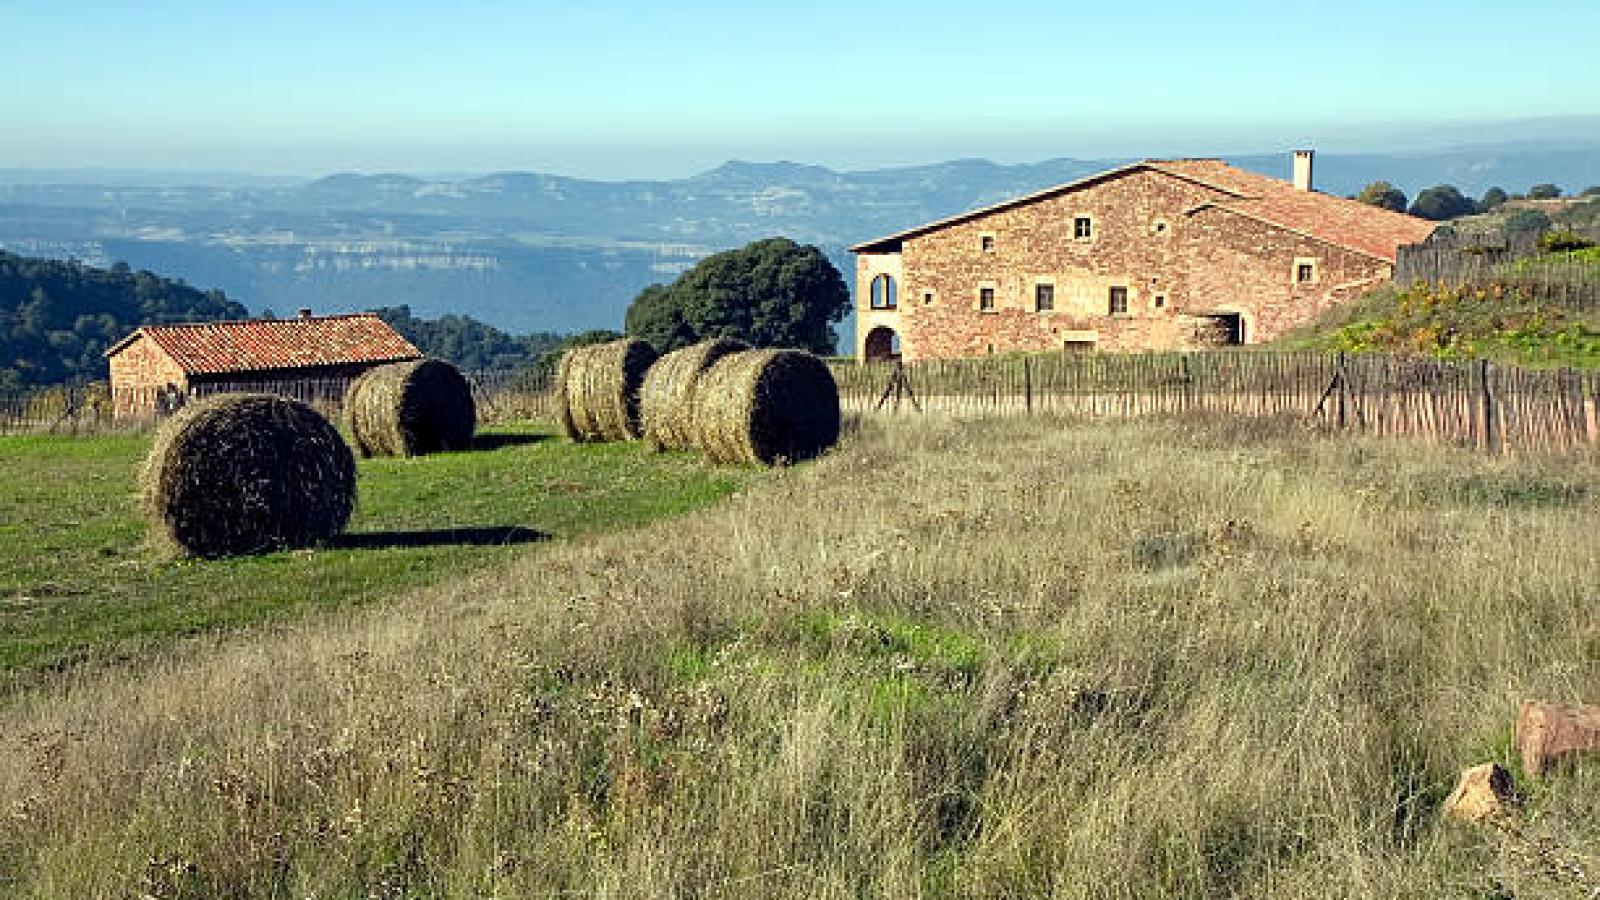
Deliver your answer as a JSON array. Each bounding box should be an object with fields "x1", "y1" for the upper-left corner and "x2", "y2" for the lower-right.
[
  {"x1": 297, "y1": 307, "x2": 312, "y2": 319},
  {"x1": 1292, "y1": 149, "x2": 1314, "y2": 192}
]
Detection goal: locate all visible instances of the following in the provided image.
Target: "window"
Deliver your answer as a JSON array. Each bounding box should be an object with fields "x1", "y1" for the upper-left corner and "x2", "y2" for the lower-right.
[
  {"x1": 923, "y1": 291, "x2": 935, "y2": 305},
  {"x1": 1153, "y1": 293, "x2": 1167, "y2": 309},
  {"x1": 1063, "y1": 338, "x2": 1096, "y2": 353},
  {"x1": 870, "y1": 273, "x2": 898, "y2": 309},
  {"x1": 1035, "y1": 283, "x2": 1055, "y2": 312},
  {"x1": 1296, "y1": 263, "x2": 1315, "y2": 283},
  {"x1": 1074, "y1": 216, "x2": 1094, "y2": 240},
  {"x1": 1151, "y1": 219, "x2": 1170, "y2": 236},
  {"x1": 978, "y1": 286, "x2": 996, "y2": 311},
  {"x1": 1108, "y1": 286, "x2": 1129, "y2": 315},
  {"x1": 980, "y1": 234, "x2": 996, "y2": 253}
]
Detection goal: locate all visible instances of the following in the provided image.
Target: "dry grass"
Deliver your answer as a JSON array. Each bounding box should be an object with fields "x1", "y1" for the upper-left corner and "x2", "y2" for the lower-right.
[{"x1": 3, "y1": 414, "x2": 1597, "y2": 897}]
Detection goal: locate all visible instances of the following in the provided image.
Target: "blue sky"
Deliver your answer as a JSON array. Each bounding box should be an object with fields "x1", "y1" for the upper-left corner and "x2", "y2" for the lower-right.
[{"x1": 3, "y1": 0, "x2": 1597, "y2": 178}]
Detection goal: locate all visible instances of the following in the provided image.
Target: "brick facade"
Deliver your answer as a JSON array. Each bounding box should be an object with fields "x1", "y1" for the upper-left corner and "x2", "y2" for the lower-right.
[
  {"x1": 852, "y1": 159, "x2": 1433, "y2": 361},
  {"x1": 107, "y1": 333, "x2": 191, "y2": 418}
]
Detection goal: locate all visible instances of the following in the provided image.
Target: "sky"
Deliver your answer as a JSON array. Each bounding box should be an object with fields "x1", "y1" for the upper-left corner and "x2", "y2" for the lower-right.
[{"x1": 2, "y1": 0, "x2": 1598, "y2": 179}]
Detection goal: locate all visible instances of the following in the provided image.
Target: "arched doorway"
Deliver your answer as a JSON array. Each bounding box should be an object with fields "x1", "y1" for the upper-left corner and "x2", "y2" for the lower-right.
[{"x1": 864, "y1": 326, "x2": 900, "y2": 361}]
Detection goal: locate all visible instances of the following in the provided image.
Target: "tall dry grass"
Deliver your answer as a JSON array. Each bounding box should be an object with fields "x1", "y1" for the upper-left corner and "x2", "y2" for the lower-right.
[{"x1": 1, "y1": 414, "x2": 1596, "y2": 897}]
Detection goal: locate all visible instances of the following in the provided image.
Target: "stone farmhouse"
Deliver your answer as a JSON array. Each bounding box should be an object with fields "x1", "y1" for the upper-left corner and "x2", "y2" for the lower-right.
[
  {"x1": 850, "y1": 151, "x2": 1437, "y2": 361},
  {"x1": 105, "y1": 310, "x2": 421, "y2": 418}
]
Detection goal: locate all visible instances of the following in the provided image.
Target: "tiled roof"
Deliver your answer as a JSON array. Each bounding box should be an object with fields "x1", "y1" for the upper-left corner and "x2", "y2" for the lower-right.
[
  {"x1": 105, "y1": 313, "x2": 422, "y2": 375},
  {"x1": 850, "y1": 158, "x2": 1435, "y2": 262},
  {"x1": 1149, "y1": 160, "x2": 1437, "y2": 261}
]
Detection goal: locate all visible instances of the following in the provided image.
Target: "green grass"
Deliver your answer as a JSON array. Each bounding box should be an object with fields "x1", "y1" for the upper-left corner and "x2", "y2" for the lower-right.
[{"x1": 0, "y1": 422, "x2": 754, "y2": 687}]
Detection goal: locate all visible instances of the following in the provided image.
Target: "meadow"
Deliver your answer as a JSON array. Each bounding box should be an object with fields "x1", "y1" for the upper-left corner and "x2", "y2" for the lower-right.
[
  {"x1": 0, "y1": 424, "x2": 751, "y2": 690},
  {"x1": 0, "y1": 413, "x2": 1597, "y2": 897}
]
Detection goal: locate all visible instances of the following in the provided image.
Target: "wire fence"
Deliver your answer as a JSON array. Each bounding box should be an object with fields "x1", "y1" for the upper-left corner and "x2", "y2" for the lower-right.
[{"x1": 5, "y1": 352, "x2": 1598, "y2": 457}]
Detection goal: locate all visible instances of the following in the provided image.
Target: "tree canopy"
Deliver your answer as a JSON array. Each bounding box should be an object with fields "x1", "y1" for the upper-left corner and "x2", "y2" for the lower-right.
[
  {"x1": 1355, "y1": 181, "x2": 1408, "y2": 213},
  {"x1": 1528, "y1": 184, "x2": 1563, "y2": 200},
  {"x1": 1, "y1": 251, "x2": 247, "y2": 389},
  {"x1": 1409, "y1": 185, "x2": 1476, "y2": 221},
  {"x1": 624, "y1": 237, "x2": 849, "y2": 355},
  {"x1": 1478, "y1": 187, "x2": 1509, "y2": 213},
  {"x1": 369, "y1": 305, "x2": 562, "y2": 370}
]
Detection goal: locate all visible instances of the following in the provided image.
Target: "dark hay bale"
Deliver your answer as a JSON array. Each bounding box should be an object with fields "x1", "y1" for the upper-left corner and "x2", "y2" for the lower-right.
[
  {"x1": 345, "y1": 359, "x2": 476, "y2": 457},
  {"x1": 689, "y1": 349, "x2": 841, "y2": 465},
  {"x1": 640, "y1": 338, "x2": 750, "y2": 450},
  {"x1": 555, "y1": 339, "x2": 658, "y2": 442},
  {"x1": 142, "y1": 393, "x2": 356, "y2": 558}
]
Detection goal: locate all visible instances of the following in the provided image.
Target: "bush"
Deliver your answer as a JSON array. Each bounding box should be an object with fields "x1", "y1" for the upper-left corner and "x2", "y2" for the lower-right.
[{"x1": 1538, "y1": 229, "x2": 1597, "y2": 253}]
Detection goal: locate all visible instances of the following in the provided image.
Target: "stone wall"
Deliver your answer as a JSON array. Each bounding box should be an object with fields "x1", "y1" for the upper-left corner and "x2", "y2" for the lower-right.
[
  {"x1": 108, "y1": 334, "x2": 189, "y2": 418},
  {"x1": 856, "y1": 168, "x2": 1394, "y2": 361}
]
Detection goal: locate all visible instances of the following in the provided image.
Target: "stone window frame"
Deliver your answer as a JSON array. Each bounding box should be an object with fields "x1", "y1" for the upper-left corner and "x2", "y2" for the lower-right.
[
  {"x1": 1150, "y1": 218, "x2": 1172, "y2": 237},
  {"x1": 1108, "y1": 285, "x2": 1132, "y2": 317},
  {"x1": 1151, "y1": 292, "x2": 1168, "y2": 311},
  {"x1": 1072, "y1": 214, "x2": 1096, "y2": 242},
  {"x1": 1293, "y1": 257, "x2": 1320, "y2": 286},
  {"x1": 1060, "y1": 329, "x2": 1099, "y2": 352},
  {"x1": 869, "y1": 273, "x2": 898, "y2": 310},
  {"x1": 975, "y1": 281, "x2": 998, "y2": 313},
  {"x1": 1032, "y1": 278, "x2": 1056, "y2": 314},
  {"x1": 979, "y1": 232, "x2": 997, "y2": 254},
  {"x1": 921, "y1": 288, "x2": 937, "y2": 306}
]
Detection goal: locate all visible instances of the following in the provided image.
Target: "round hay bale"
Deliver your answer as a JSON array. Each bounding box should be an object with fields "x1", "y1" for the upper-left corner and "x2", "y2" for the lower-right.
[
  {"x1": 555, "y1": 339, "x2": 658, "y2": 442},
  {"x1": 639, "y1": 337, "x2": 749, "y2": 451},
  {"x1": 345, "y1": 359, "x2": 476, "y2": 457},
  {"x1": 142, "y1": 393, "x2": 356, "y2": 558},
  {"x1": 689, "y1": 349, "x2": 841, "y2": 466}
]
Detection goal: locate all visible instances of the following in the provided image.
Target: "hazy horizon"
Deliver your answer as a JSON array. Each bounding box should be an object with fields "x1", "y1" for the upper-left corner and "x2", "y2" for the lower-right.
[{"x1": 4, "y1": 0, "x2": 1597, "y2": 181}]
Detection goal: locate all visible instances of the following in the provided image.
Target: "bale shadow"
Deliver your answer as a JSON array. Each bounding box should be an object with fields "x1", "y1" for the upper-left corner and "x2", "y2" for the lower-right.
[
  {"x1": 471, "y1": 432, "x2": 551, "y2": 451},
  {"x1": 332, "y1": 525, "x2": 550, "y2": 550}
]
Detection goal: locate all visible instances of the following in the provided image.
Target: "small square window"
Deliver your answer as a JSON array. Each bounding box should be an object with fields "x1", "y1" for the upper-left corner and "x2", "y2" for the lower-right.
[
  {"x1": 1153, "y1": 293, "x2": 1167, "y2": 309},
  {"x1": 979, "y1": 287, "x2": 996, "y2": 311},
  {"x1": 1035, "y1": 284, "x2": 1054, "y2": 312},
  {"x1": 1074, "y1": 217, "x2": 1094, "y2": 240},
  {"x1": 1108, "y1": 286, "x2": 1129, "y2": 315},
  {"x1": 1296, "y1": 263, "x2": 1315, "y2": 283},
  {"x1": 923, "y1": 291, "x2": 935, "y2": 305},
  {"x1": 980, "y1": 234, "x2": 995, "y2": 252}
]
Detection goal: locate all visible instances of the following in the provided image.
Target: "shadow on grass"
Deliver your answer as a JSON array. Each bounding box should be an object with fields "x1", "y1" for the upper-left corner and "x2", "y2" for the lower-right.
[
  {"x1": 332, "y1": 525, "x2": 550, "y2": 550},
  {"x1": 472, "y1": 432, "x2": 551, "y2": 451}
]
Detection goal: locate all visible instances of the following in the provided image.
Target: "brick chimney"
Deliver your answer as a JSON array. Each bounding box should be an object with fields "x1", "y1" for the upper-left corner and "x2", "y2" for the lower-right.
[
  {"x1": 297, "y1": 307, "x2": 312, "y2": 319},
  {"x1": 1292, "y1": 150, "x2": 1314, "y2": 192}
]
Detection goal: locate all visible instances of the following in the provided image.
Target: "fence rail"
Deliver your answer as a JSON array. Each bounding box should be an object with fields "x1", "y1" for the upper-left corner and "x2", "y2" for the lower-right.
[{"x1": 1394, "y1": 227, "x2": 1600, "y2": 308}]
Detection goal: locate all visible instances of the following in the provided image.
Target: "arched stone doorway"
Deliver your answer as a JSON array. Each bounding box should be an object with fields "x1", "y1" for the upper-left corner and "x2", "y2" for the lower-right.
[{"x1": 864, "y1": 326, "x2": 900, "y2": 361}]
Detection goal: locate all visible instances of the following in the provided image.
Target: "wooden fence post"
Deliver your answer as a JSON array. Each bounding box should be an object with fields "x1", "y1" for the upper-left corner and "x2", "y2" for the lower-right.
[
  {"x1": 1023, "y1": 356, "x2": 1033, "y2": 415},
  {"x1": 1480, "y1": 359, "x2": 1499, "y2": 455}
]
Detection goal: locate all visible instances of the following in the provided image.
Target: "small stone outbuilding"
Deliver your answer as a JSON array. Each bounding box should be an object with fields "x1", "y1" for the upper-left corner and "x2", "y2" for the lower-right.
[
  {"x1": 850, "y1": 151, "x2": 1438, "y2": 362},
  {"x1": 104, "y1": 310, "x2": 422, "y2": 419}
]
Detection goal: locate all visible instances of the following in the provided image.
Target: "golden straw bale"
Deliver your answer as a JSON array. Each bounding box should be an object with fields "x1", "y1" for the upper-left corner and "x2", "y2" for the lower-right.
[
  {"x1": 142, "y1": 393, "x2": 356, "y2": 558},
  {"x1": 689, "y1": 348, "x2": 840, "y2": 465},
  {"x1": 345, "y1": 359, "x2": 476, "y2": 457},
  {"x1": 555, "y1": 339, "x2": 658, "y2": 442},
  {"x1": 640, "y1": 338, "x2": 750, "y2": 451}
]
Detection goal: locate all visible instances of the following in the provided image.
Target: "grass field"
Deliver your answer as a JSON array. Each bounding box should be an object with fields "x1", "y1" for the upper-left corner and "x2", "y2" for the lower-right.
[
  {"x1": 0, "y1": 423, "x2": 753, "y2": 689},
  {"x1": 1, "y1": 414, "x2": 1597, "y2": 897}
]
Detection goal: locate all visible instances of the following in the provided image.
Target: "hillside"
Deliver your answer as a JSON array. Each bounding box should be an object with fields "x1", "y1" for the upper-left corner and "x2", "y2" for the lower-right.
[
  {"x1": 0, "y1": 415, "x2": 1594, "y2": 895},
  {"x1": 0, "y1": 251, "x2": 245, "y2": 388}
]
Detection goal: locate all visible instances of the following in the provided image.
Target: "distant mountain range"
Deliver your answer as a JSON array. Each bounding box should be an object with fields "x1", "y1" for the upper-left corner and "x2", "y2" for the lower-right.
[{"x1": 2, "y1": 142, "x2": 1598, "y2": 343}]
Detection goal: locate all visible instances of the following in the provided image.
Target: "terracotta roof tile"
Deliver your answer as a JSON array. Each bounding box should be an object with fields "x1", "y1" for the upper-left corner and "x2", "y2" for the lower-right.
[
  {"x1": 1150, "y1": 160, "x2": 1437, "y2": 261},
  {"x1": 107, "y1": 313, "x2": 422, "y2": 375}
]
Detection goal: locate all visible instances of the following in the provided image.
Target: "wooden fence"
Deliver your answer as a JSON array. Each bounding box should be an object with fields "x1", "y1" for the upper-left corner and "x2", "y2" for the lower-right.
[
  {"x1": 829, "y1": 352, "x2": 1600, "y2": 456},
  {"x1": 7, "y1": 352, "x2": 1598, "y2": 456},
  {"x1": 0, "y1": 368, "x2": 554, "y2": 436},
  {"x1": 1394, "y1": 228, "x2": 1600, "y2": 308}
]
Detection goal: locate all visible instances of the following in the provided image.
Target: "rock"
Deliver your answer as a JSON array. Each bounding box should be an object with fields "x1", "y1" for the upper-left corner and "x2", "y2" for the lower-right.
[
  {"x1": 1444, "y1": 762, "x2": 1517, "y2": 823},
  {"x1": 1516, "y1": 700, "x2": 1600, "y2": 779}
]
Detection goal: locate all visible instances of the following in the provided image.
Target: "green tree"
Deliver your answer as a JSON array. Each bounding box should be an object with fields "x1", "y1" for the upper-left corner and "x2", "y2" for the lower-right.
[
  {"x1": 1581, "y1": 186, "x2": 1600, "y2": 197},
  {"x1": 1408, "y1": 185, "x2": 1476, "y2": 221},
  {"x1": 1478, "y1": 187, "x2": 1508, "y2": 213},
  {"x1": 1528, "y1": 183, "x2": 1562, "y2": 200},
  {"x1": 624, "y1": 237, "x2": 849, "y2": 354},
  {"x1": 1503, "y1": 209, "x2": 1552, "y2": 236},
  {"x1": 1355, "y1": 181, "x2": 1408, "y2": 213}
]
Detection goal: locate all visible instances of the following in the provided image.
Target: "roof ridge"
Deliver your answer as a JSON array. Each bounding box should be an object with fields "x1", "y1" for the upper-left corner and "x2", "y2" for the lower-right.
[{"x1": 140, "y1": 312, "x2": 382, "y2": 332}]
